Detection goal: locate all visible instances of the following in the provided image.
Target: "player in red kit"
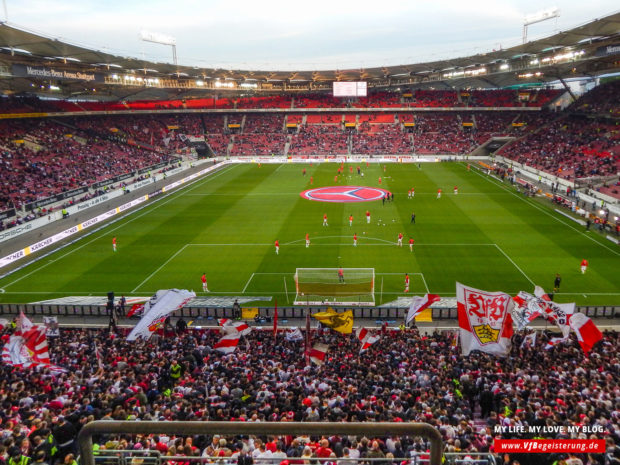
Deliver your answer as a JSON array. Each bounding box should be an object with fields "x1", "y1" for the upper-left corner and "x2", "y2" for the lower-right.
[
  {"x1": 201, "y1": 273, "x2": 209, "y2": 292},
  {"x1": 349, "y1": 214, "x2": 353, "y2": 226},
  {"x1": 437, "y1": 188, "x2": 442, "y2": 199},
  {"x1": 349, "y1": 166, "x2": 353, "y2": 173},
  {"x1": 353, "y1": 233, "x2": 357, "y2": 247},
  {"x1": 305, "y1": 233, "x2": 310, "y2": 248},
  {"x1": 302, "y1": 168, "x2": 306, "y2": 176},
  {"x1": 404, "y1": 274, "x2": 410, "y2": 293},
  {"x1": 323, "y1": 214, "x2": 328, "y2": 226},
  {"x1": 366, "y1": 210, "x2": 370, "y2": 224},
  {"x1": 409, "y1": 238, "x2": 414, "y2": 252},
  {"x1": 112, "y1": 236, "x2": 117, "y2": 252},
  {"x1": 378, "y1": 176, "x2": 382, "y2": 185},
  {"x1": 397, "y1": 232, "x2": 403, "y2": 247},
  {"x1": 310, "y1": 176, "x2": 313, "y2": 185},
  {"x1": 581, "y1": 259, "x2": 588, "y2": 274},
  {"x1": 454, "y1": 186, "x2": 458, "y2": 195},
  {"x1": 275, "y1": 240, "x2": 279, "y2": 255},
  {"x1": 334, "y1": 175, "x2": 338, "y2": 183}
]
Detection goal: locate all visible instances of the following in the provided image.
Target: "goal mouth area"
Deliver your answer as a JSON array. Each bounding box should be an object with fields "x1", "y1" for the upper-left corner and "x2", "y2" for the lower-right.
[{"x1": 294, "y1": 268, "x2": 375, "y2": 306}]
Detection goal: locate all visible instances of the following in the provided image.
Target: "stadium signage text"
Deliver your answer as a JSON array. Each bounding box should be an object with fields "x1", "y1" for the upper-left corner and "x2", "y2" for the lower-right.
[
  {"x1": 595, "y1": 43, "x2": 620, "y2": 56},
  {"x1": 300, "y1": 186, "x2": 390, "y2": 203},
  {"x1": 12, "y1": 64, "x2": 104, "y2": 82}
]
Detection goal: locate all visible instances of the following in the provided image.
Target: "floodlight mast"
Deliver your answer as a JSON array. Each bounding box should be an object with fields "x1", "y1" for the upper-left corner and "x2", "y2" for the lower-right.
[
  {"x1": 139, "y1": 30, "x2": 177, "y2": 67},
  {"x1": 523, "y1": 8, "x2": 560, "y2": 44}
]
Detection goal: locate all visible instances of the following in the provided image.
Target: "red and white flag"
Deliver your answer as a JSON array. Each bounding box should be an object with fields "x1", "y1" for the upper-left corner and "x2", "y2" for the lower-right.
[
  {"x1": 569, "y1": 313, "x2": 602, "y2": 353},
  {"x1": 534, "y1": 286, "x2": 574, "y2": 337},
  {"x1": 94, "y1": 342, "x2": 103, "y2": 369},
  {"x1": 0, "y1": 319, "x2": 8, "y2": 331},
  {"x1": 457, "y1": 283, "x2": 514, "y2": 356},
  {"x1": 309, "y1": 343, "x2": 328, "y2": 365},
  {"x1": 520, "y1": 331, "x2": 537, "y2": 349},
  {"x1": 406, "y1": 294, "x2": 440, "y2": 324},
  {"x1": 285, "y1": 327, "x2": 304, "y2": 342},
  {"x1": 273, "y1": 299, "x2": 278, "y2": 338},
  {"x1": 2, "y1": 314, "x2": 64, "y2": 372},
  {"x1": 544, "y1": 336, "x2": 567, "y2": 350},
  {"x1": 356, "y1": 328, "x2": 379, "y2": 352},
  {"x1": 214, "y1": 333, "x2": 240, "y2": 354},
  {"x1": 218, "y1": 319, "x2": 252, "y2": 336}
]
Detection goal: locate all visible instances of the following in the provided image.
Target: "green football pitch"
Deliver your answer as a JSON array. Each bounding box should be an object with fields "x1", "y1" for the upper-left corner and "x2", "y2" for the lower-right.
[{"x1": 0, "y1": 162, "x2": 619, "y2": 305}]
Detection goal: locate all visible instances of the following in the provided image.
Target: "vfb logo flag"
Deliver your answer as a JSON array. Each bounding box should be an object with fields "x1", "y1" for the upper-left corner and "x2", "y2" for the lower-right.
[{"x1": 457, "y1": 283, "x2": 514, "y2": 356}]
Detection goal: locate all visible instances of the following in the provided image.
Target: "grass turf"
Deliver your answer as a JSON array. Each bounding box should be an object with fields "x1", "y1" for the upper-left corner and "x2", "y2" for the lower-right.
[{"x1": 0, "y1": 162, "x2": 618, "y2": 306}]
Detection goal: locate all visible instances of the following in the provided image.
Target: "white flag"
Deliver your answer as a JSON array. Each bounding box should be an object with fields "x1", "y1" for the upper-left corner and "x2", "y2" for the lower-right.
[{"x1": 127, "y1": 289, "x2": 195, "y2": 341}]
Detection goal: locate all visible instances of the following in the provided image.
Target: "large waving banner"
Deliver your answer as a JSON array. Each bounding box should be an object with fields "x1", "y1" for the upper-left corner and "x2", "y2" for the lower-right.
[
  {"x1": 127, "y1": 289, "x2": 196, "y2": 341},
  {"x1": 457, "y1": 283, "x2": 514, "y2": 356}
]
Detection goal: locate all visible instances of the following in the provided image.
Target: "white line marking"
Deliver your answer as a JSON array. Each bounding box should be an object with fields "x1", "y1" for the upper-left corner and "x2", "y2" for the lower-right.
[
  {"x1": 0, "y1": 288, "x2": 4, "y2": 293},
  {"x1": 470, "y1": 167, "x2": 620, "y2": 257},
  {"x1": 420, "y1": 273, "x2": 430, "y2": 294},
  {"x1": 131, "y1": 244, "x2": 190, "y2": 293},
  {"x1": 494, "y1": 244, "x2": 535, "y2": 287},
  {"x1": 242, "y1": 273, "x2": 255, "y2": 293},
  {"x1": 2, "y1": 165, "x2": 240, "y2": 290}
]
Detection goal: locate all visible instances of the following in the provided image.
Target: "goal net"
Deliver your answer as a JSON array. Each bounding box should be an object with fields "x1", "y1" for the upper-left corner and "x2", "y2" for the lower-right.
[{"x1": 294, "y1": 268, "x2": 375, "y2": 306}]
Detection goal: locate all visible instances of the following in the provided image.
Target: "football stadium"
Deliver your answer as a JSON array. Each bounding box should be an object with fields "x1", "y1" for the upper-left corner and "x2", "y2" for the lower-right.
[{"x1": 0, "y1": 3, "x2": 618, "y2": 465}]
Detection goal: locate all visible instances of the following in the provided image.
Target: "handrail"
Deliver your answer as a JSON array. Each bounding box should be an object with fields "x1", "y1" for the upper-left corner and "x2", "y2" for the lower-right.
[{"x1": 78, "y1": 421, "x2": 443, "y2": 465}]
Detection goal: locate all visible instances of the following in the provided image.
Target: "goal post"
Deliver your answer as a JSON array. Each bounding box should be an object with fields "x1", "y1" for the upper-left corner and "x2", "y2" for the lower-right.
[{"x1": 294, "y1": 268, "x2": 375, "y2": 306}]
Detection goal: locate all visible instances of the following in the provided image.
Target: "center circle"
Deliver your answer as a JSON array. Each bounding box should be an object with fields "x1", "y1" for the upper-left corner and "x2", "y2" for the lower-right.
[{"x1": 300, "y1": 186, "x2": 391, "y2": 203}]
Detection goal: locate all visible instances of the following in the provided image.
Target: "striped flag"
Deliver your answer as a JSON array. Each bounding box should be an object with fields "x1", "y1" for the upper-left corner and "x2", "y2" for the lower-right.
[
  {"x1": 309, "y1": 343, "x2": 328, "y2": 365},
  {"x1": 2, "y1": 315, "x2": 64, "y2": 372},
  {"x1": 356, "y1": 327, "x2": 379, "y2": 352},
  {"x1": 406, "y1": 294, "x2": 440, "y2": 324},
  {"x1": 534, "y1": 286, "x2": 574, "y2": 337},
  {"x1": 219, "y1": 318, "x2": 252, "y2": 335},
  {"x1": 214, "y1": 333, "x2": 240, "y2": 354}
]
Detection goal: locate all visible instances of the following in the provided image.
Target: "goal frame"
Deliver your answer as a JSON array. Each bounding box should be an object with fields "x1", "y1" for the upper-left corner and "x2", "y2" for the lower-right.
[{"x1": 294, "y1": 267, "x2": 375, "y2": 306}]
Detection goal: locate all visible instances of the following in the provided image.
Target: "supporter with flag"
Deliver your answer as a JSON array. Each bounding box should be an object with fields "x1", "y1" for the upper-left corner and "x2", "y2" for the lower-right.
[{"x1": 356, "y1": 328, "x2": 379, "y2": 352}]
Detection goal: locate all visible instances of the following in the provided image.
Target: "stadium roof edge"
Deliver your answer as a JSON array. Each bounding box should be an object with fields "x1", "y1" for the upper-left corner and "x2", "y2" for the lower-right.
[{"x1": 0, "y1": 12, "x2": 618, "y2": 95}]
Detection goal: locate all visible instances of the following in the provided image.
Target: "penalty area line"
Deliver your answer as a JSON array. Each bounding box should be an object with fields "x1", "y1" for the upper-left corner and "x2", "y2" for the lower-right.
[{"x1": 132, "y1": 244, "x2": 189, "y2": 293}]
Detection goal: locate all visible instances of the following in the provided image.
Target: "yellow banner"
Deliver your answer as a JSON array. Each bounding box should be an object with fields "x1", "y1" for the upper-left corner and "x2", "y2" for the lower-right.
[
  {"x1": 462, "y1": 122, "x2": 474, "y2": 127},
  {"x1": 228, "y1": 124, "x2": 241, "y2": 128},
  {"x1": 241, "y1": 308, "x2": 258, "y2": 319},
  {"x1": 312, "y1": 308, "x2": 353, "y2": 334},
  {"x1": 403, "y1": 122, "x2": 415, "y2": 127},
  {"x1": 167, "y1": 125, "x2": 180, "y2": 130},
  {"x1": 414, "y1": 308, "x2": 432, "y2": 322},
  {"x1": 286, "y1": 123, "x2": 298, "y2": 128}
]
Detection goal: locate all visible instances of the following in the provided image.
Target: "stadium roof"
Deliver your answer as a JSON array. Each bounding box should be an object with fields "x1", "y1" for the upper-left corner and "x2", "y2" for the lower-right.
[{"x1": 0, "y1": 12, "x2": 619, "y2": 97}]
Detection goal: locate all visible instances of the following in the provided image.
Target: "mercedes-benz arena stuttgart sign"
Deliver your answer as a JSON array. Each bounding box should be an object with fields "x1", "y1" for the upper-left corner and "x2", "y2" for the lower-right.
[{"x1": 300, "y1": 186, "x2": 390, "y2": 203}]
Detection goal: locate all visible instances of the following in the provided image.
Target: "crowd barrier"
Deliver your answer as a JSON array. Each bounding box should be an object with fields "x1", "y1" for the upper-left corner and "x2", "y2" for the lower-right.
[
  {"x1": 0, "y1": 303, "x2": 617, "y2": 321},
  {"x1": 78, "y1": 421, "x2": 444, "y2": 465}
]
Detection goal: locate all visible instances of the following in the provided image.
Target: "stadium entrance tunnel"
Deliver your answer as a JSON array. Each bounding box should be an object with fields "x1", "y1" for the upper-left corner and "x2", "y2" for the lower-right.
[
  {"x1": 300, "y1": 186, "x2": 390, "y2": 202},
  {"x1": 78, "y1": 421, "x2": 443, "y2": 465}
]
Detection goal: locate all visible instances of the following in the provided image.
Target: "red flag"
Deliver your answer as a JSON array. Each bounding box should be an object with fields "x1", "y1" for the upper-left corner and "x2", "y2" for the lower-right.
[
  {"x1": 127, "y1": 303, "x2": 145, "y2": 318},
  {"x1": 305, "y1": 311, "x2": 311, "y2": 365},
  {"x1": 273, "y1": 299, "x2": 278, "y2": 338},
  {"x1": 569, "y1": 313, "x2": 603, "y2": 353}
]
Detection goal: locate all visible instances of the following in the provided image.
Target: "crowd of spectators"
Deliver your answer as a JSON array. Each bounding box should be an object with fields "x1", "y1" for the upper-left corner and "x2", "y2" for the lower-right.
[
  {"x1": 498, "y1": 116, "x2": 620, "y2": 182},
  {"x1": 0, "y1": 119, "x2": 171, "y2": 211},
  {"x1": 0, "y1": 324, "x2": 617, "y2": 465},
  {"x1": 569, "y1": 81, "x2": 620, "y2": 117}
]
